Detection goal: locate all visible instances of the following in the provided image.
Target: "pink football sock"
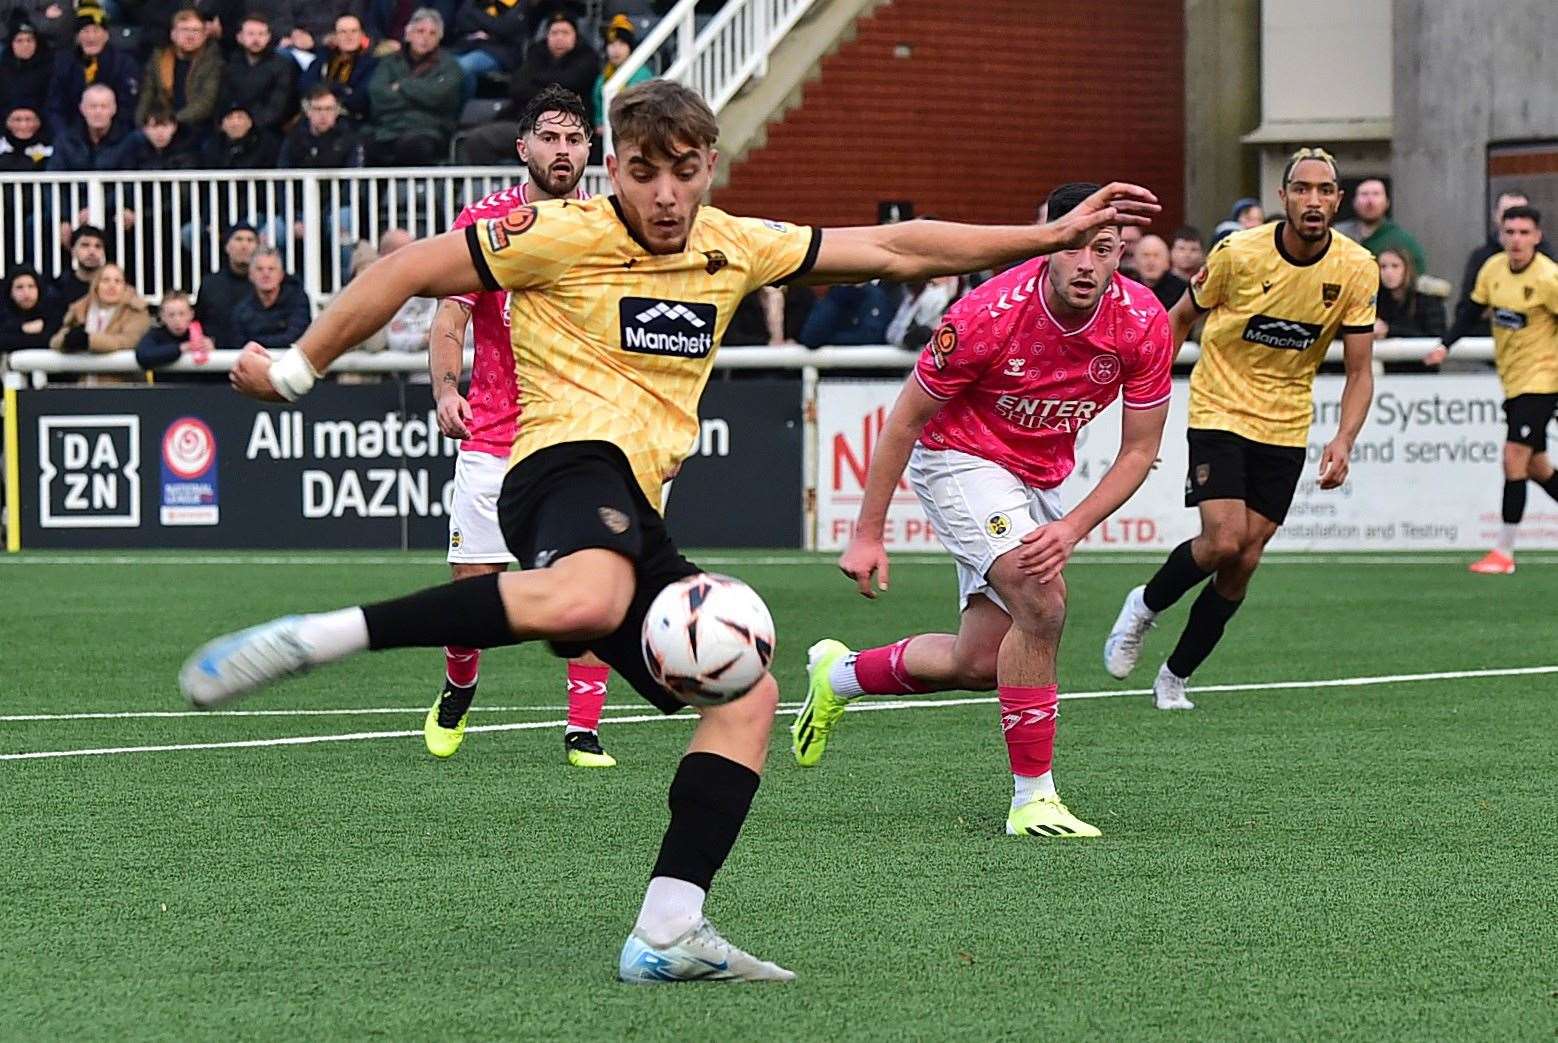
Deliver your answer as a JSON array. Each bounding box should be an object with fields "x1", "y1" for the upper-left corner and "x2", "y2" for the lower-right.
[
  {"x1": 566, "y1": 662, "x2": 610, "y2": 731},
  {"x1": 998, "y1": 684, "x2": 1058, "y2": 777}
]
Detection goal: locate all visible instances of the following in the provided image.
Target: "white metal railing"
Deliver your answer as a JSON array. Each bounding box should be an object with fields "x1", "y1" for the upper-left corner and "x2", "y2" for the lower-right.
[
  {"x1": 602, "y1": 0, "x2": 816, "y2": 155},
  {"x1": 0, "y1": 339, "x2": 1499, "y2": 388},
  {"x1": 0, "y1": 167, "x2": 614, "y2": 308}
]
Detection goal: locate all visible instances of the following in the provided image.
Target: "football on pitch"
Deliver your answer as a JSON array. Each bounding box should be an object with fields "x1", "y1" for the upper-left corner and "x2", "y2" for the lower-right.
[{"x1": 641, "y1": 573, "x2": 776, "y2": 706}]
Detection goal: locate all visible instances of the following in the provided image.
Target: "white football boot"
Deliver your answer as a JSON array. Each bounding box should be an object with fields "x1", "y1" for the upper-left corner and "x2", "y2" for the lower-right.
[
  {"x1": 179, "y1": 616, "x2": 313, "y2": 709},
  {"x1": 1103, "y1": 585, "x2": 1157, "y2": 679},
  {"x1": 618, "y1": 919, "x2": 795, "y2": 984},
  {"x1": 1152, "y1": 663, "x2": 1196, "y2": 711}
]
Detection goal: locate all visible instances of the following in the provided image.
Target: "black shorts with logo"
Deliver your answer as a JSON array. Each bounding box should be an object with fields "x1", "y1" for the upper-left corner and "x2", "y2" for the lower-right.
[
  {"x1": 1503, "y1": 393, "x2": 1558, "y2": 453},
  {"x1": 497, "y1": 440, "x2": 699, "y2": 714},
  {"x1": 1184, "y1": 428, "x2": 1307, "y2": 525}
]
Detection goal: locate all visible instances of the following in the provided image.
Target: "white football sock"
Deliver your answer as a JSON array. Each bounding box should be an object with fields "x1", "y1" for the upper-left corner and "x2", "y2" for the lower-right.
[
  {"x1": 634, "y1": 876, "x2": 706, "y2": 947},
  {"x1": 1012, "y1": 770, "x2": 1057, "y2": 810},
  {"x1": 300, "y1": 608, "x2": 369, "y2": 665},
  {"x1": 1497, "y1": 524, "x2": 1517, "y2": 555},
  {"x1": 827, "y1": 653, "x2": 866, "y2": 698}
]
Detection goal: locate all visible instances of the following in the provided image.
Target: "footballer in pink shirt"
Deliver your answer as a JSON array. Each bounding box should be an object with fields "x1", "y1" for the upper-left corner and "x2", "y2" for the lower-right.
[
  {"x1": 793, "y1": 182, "x2": 1174, "y2": 839},
  {"x1": 421, "y1": 87, "x2": 617, "y2": 768}
]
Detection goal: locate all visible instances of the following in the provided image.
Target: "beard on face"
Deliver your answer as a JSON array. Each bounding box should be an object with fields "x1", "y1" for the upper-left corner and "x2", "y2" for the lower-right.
[{"x1": 527, "y1": 155, "x2": 580, "y2": 198}]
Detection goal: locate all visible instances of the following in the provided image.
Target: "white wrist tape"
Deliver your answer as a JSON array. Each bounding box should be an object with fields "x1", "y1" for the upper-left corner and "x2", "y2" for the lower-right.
[{"x1": 269, "y1": 346, "x2": 321, "y2": 402}]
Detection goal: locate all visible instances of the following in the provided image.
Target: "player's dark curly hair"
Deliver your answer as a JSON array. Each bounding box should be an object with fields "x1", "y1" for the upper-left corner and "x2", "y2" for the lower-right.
[
  {"x1": 518, "y1": 85, "x2": 592, "y2": 139},
  {"x1": 1045, "y1": 182, "x2": 1103, "y2": 222}
]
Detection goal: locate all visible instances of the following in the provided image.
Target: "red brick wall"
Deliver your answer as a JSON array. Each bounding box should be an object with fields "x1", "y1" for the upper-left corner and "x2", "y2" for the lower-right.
[{"x1": 716, "y1": 0, "x2": 1185, "y2": 232}]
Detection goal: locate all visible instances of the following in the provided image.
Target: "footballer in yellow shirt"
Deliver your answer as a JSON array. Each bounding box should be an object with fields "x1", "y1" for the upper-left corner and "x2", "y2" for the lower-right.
[
  {"x1": 1431, "y1": 205, "x2": 1558, "y2": 574},
  {"x1": 193, "y1": 80, "x2": 1165, "y2": 981},
  {"x1": 1103, "y1": 148, "x2": 1378, "y2": 710}
]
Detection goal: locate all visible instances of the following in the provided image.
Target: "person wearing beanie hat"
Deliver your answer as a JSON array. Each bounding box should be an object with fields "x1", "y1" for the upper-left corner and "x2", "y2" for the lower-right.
[
  {"x1": 193, "y1": 221, "x2": 261, "y2": 348},
  {"x1": 0, "y1": 2, "x2": 71, "y2": 50},
  {"x1": 200, "y1": 99, "x2": 280, "y2": 168},
  {"x1": 0, "y1": 20, "x2": 53, "y2": 118},
  {"x1": 451, "y1": 0, "x2": 528, "y2": 101},
  {"x1": 0, "y1": 103, "x2": 52, "y2": 169},
  {"x1": 592, "y1": 12, "x2": 649, "y2": 138},
  {"x1": 45, "y1": 2, "x2": 139, "y2": 133}
]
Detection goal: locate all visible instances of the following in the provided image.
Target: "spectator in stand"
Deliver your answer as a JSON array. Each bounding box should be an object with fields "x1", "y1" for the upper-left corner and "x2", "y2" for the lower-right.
[
  {"x1": 1456, "y1": 188, "x2": 1553, "y2": 338},
  {"x1": 1169, "y1": 225, "x2": 1204, "y2": 281},
  {"x1": 283, "y1": 0, "x2": 359, "y2": 71},
  {"x1": 46, "y1": 6, "x2": 139, "y2": 134},
  {"x1": 0, "y1": 2, "x2": 72, "y2": 51},
  {"x1": 298, "y1": 13, "x2": 377, "y2": 121},
  {"x1": 1, "y1": 264, "x2": 64, "y2": 350},
  {"x1": 1117, "y1": 223, "x2": 1142, "y2": 278},
  {"x1": 450, "y1": 0, "x2": 527, "y2": 102},
  {"x1": 363, "y1": 8, "x2": 461, "y2": 166},
  {"x1": 798, "y1": 280, "x2": 903, "y2": 348},
  {"x1": 201, "y1": 0, "x2": 298, "y2": 55},
  {"x1": 219, "y1": 13, "x2": 297, "y2": 137},
  {"x1": 1132, "y1": 233, "x2": 1187, "y2": 309},
  {"x1": 0, "y1": 103, "x2": 52, "y2": 169},
  {"x1": 125, "y1": 104, "x2": 199, "y2": 166},
  {"x1": 591, "y1": 14, "x2": 648, "y2": 139},
  {"x1": 884, "y1": 275, "x2": 958, "y2": 348},
  {"x1": 50, "y1": 262, "x2": 152, "y2": 353},
  {"x1": 134, "y1": 289, "x2": 214, "y2": 367},
  {"x1": 461, "y1": 10, "x2": 595, "y2": 164},
  {"x1": 48, "y1": 81, "x2": 135, "y2": 169},
  {"x1": 1373, "y1": 246, "x2": 1445, "y2": 340},
  {"x1": 48, "y1": 223, "x2": 107, "y2": 307},
  {"x1": 136, "y1": 9, "x2": 222, "y2": 143},
  {"x1": 280, "y1": 83, "x2": 361, "y2": 165},
  {"x1": 1338, "y1": 177, "x2": 1427, "y2": 273},
  {"x1": 230, "y1": 246, "x2": 310, "y2": 348},
  {"x1": 0, "y1": 21, "x2": 53, "y2": 118},
  {"x1": 200, "y1": 101, "x2": 280, "y2": 167},
  {"x1": 1211, "y1": 196, "x2": 1263, "y2": 245},
  {"x1": 194, "y1": 221, "x2": 257, "y2": 347}
]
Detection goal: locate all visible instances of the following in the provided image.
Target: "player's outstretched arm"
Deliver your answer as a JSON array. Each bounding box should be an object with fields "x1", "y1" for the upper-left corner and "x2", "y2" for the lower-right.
[
  {"x1": 1017, "y1": 402, "x2": 1169, "y2": 582},
  {"x1": 839, "y1": 376, "x2": 943, "y2": 598},
  {"x1": 231, "y1": 232, "x2": 485, "y2": 402},
  {"x1": 1318, "y1": 331, "x2": 1374, "y2": 490},
  {"x1": 802, "y1": 182, "x2": 1160, "y2": 285}
]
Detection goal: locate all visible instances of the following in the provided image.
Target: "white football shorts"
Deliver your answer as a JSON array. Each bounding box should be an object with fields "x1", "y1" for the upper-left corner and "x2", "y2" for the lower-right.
[
  {"x1": 907, "y1": 445, "x2": 1064, "y2": 612},
  {"x1": 447, "y1": 449, "x2": 516, "y2": 564}
]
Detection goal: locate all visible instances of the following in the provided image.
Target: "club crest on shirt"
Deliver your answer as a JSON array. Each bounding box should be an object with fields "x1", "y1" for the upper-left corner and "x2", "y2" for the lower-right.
[
  {"x1": 450, "y1": 528, "x2": 462, "y2": 549},
  {"x1": 986, "y1": 513, "x2": 1012, "y2": 538},
  {"x1": 1087, "y1": 354, "x2": 1121, "y2": 384},
  {"x1": 486, "y1": 205, "x2": 537, "y2": 253},
  {"x1": 1524, "y1": 285, "x2": 1535, "y2": 301},
  {"x1": 703, "y1": 250, "x2": 728, "y2": 275},
  {"x1": 929, "y1": 324, "x2": 958, "y2": 370},
  {"x1": 1321, "y1": 282, "x2": 1341, "y2": 307}
]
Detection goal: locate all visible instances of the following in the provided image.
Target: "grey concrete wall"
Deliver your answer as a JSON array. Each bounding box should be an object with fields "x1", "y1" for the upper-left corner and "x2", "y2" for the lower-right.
[
  {"x1": 1393, "y1": 0, "x2": 1558, "y2": 292},
  {"x1": 1184, "y1": 0, "x2": 1261, "y2": 235}
]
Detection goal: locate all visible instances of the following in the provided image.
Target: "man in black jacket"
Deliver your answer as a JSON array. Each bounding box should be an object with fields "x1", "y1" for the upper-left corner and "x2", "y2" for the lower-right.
[
  {"x1": 459, "y1": 11, "x2": 597, "y2": 164},
  {"x1": 48, "y1": 224, "x2": 107, "y2": 309},
  {"x1": 200, "y1": 102, "x2": 280, "y2": 168},
  {"x1": 194, "y1": 221, "x2": 258, "y2": 348},
  {"x1": 1457, "y1": 188, "x2": 1555, "y2": 338},
  {"x1": 219, "y1": 13, "x2": 295, "y2": 136},
  {"x1": 279, "y1": 84, "x2": 362, "y2": 168},
  {"x1": 230, "y1": 246, "x2": 311, "y2": 349}
]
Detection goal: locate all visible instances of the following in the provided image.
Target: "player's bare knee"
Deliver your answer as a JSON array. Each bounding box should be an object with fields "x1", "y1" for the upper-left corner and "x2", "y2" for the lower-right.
[
  {"x1": 1503, "y1": 442, "x2": 1533, "y2": 480},
  {"x1": 960, "y1": 649, "x2": 1000, "y2": 691},
  {"x1": 1007, "y1": 577, "x2": 1067, "y2": 642},
  {"x1": 696, "y1": 672, "x2": 779, "y2": 728}
]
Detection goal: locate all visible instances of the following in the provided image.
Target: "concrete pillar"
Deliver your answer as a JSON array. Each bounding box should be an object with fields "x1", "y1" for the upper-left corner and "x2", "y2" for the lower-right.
[{"x1": 1183, "y1": 0, "x2": 1261, "y2": 236}]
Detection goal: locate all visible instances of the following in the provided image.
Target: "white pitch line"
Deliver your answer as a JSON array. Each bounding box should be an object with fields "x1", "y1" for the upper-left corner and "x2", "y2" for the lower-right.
[
  {"x1": 8, "y1": 664, "x2": 1556, "y2": 725},
  {"x1": 4, "y1": 664, "x2": 1554, "y2": 761},
  {"x1": 3, "y1": 553, "x2": 1557, "y2": 568}
]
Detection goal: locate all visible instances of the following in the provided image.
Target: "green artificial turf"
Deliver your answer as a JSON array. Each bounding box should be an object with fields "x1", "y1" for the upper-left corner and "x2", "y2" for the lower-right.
[{"x1": 2, "y1": 551, "x2": 1554, "y2": 1041}]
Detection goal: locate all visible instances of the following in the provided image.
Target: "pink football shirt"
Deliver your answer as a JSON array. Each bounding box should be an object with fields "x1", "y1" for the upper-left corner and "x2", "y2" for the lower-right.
[
  {"x1": 915, "y1": 256, "x2": 1173, "y2": 489},
  {"x1": 449, "y1": 181, "x2": 591, "y2": 458}
]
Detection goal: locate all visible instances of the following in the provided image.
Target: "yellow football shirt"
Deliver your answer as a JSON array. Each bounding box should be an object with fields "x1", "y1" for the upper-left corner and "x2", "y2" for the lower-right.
[
  {"x1": 465, "y1": 195, "x2": 818, "y2": 501},
  {"x1": 1469, "y1": 251, "x2": 1558, "y2": 397},
  {"x1": 1187, "y1": 223, "x2": 1379, "y2": 447}
]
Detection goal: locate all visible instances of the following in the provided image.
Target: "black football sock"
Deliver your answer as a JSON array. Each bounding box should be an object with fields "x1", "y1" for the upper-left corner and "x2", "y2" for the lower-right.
[
  {"x1": 1165, "y1": 583, "x2": 1244, "y2": 679},
  {"x1": 1142, "y1": 539, "x2": 1213, "y2": 613},
  {"x1": 650, "y1": 752, "x2": 761, "y2": 892},
  {"x1": 1503, "y1": 479, "x2": 1528, "y2": 524},
  {"x1": 361, "y1": 573, "x2": 521, "y2": 651}
]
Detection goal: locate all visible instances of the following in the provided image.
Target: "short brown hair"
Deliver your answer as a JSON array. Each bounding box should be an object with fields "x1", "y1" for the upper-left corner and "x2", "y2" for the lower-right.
[
  {"x1": 609, "y1": 80, "x2": 718, "y2": 160},
  {"x1": 170, "y1": 8, "x2": 203, "y2": 28},
  {"x1": 160, "y1": 289, "x2": 192, "y2": 309}
]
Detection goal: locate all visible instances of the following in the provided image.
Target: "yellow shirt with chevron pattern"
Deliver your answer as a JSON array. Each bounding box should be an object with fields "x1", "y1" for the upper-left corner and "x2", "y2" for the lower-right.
[
  {"x1": 465, "y1": 194, "x2": 818, "y2": 501},
  {"x1": 1187, "y1": 223, "x2": 1379, "y2": 447},
  {"x1": 1469, "y1": 251, "x2": 1558, "y2": 397}
]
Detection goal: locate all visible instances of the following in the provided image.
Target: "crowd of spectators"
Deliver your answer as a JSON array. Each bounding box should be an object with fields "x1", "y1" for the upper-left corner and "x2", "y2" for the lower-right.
[{"x1": 0, "y1": 0, "x2": 659, "y2": 174}]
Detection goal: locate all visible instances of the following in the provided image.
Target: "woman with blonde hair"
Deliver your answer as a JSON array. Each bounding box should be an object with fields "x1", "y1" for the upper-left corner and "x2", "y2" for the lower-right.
[
  {"x1": 1374, "y1": 246, "x2": 1446, "y2": 339},
  {"x1": 50, "y1": 263, "x2": 152, "y2": 354}
]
